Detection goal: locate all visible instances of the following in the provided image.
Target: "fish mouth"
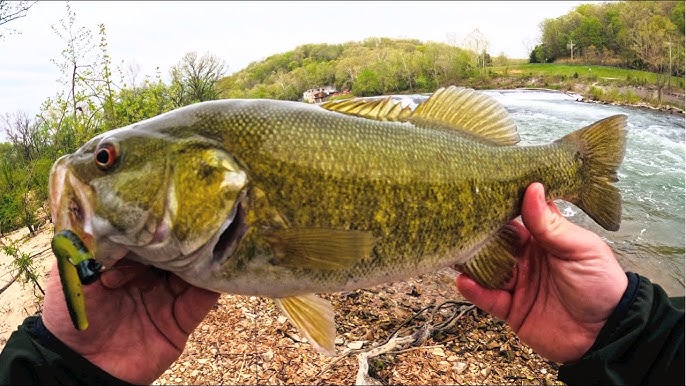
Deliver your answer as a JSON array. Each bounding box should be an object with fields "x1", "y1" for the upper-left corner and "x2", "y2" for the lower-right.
[
  {"x1": 49, "y1": 157, "x2": 96, "y2": 252},
  {"x1": 50, "y1": 156, "x2": 129, "y2": 269},
  {"x1": 211, "y1": 193, "x2": 249, "y2": 265}
]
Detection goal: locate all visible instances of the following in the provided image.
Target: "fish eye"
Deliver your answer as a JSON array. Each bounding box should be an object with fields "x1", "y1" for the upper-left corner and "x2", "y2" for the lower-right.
[{"x1": 94, "y1": 141, "x2": 119, "y2": 171}]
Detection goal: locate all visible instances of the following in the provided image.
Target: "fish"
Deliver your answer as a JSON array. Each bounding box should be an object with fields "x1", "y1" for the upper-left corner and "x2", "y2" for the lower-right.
[{"x1": 48, "y1": 86, "x2": 628, "y2": 355}]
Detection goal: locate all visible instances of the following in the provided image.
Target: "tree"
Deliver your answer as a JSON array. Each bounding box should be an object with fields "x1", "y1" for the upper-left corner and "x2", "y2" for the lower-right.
[
  {"x1": 97, "y1": 23, "x2": 118, "y2": 131},
  {"x1": 2, "y1": 110, "x2": 52, "y2": 165},
  {"x1": 352, "y1": 68, "x2": 382, "y2": 96},
  {"x1": 529, "y1": 44, "x2": 550, "y2": 64},
  {"x1": 0, "y1": 0, "x2": 36, "y2": 39},
  {"x1": 51, "y1": 2, "x2": 95, "y2": 123},
  {"x1": 169, "y1": 51, "x2": 227, "y2": 107},
  {"x1": 538, "y1": 1, "x2": 684, "y2": 70},
  {"x1": 48, "y1": 1, "x2": 108, "y2": 149},
  {"x1": 630, "y1": 15, "x2": 676, "y2": 104},
  {"x1": 463, "y1": 28, "x2": 490, "y2": 68}
]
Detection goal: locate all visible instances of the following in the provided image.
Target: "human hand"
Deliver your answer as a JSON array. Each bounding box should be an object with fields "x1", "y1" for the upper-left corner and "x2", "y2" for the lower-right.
[
  {"x1": 457, "y1": 182, "x2": 628, "y2": 363},
  {"x1": 42, "y1": 258, "x2": 220, "y2": 384}
]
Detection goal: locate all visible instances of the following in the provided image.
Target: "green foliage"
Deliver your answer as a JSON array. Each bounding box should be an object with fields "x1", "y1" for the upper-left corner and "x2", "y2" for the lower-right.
[
  {"x1": 0, "y1": 4, "x2": 184, "y2": 235},
  {"x1": 529, "y1": 44, "x2": 550, "y2": 64},
  {"x1": 589, "y1": 85, "x2": 604, "y2": 100},
  {"x1": 218, "y1": 39, "x2": 476, "y2": 100},
  {"x1": 537, "y1": 1, "x2": 684, "y2": 75},
  {"x1": 169, "y1": 52, "x2": 227, "y2": 108},
  {"x1": 1, "y1": 241, "x2": 45, "y2": 303}
]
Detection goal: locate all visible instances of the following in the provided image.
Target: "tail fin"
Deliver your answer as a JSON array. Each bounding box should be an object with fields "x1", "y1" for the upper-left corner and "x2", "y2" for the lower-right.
[{"x1": 558, "y1": 115, "x2": 628, "y2": 231}]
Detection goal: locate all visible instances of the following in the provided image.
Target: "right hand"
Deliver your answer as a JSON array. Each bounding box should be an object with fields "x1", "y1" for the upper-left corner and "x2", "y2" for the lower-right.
[
  {"x1": 42, "y1": 259, "x2": 220, "y2": 384},
  {"x1": 457, "y1": 182, "x2": 628, "y2": 363}
]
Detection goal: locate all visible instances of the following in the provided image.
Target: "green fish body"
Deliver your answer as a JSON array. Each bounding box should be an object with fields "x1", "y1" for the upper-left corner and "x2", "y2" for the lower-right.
[{"x1": 49, "y1": 87, "x2": 627, "y2": 354}]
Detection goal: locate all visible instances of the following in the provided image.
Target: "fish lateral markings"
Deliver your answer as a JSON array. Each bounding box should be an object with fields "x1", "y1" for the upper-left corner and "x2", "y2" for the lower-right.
[{"x1": 48, "y1": 86, "x2": 628, "y2": 355}]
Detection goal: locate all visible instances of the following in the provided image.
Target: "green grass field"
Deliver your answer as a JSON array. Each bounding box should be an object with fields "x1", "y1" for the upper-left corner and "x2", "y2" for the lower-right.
[{"x1": 490, "y1": 63, "x2": 683, "y2": 88}]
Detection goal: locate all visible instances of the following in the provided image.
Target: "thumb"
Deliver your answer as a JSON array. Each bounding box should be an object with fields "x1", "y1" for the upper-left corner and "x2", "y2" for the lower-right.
[{"x1": 521, "y1": 183, "x2": 599, "y2": 259}]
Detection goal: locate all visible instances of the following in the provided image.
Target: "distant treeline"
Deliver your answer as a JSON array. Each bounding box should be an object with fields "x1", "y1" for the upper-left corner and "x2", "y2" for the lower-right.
[{"x1": 532, "y1": 1, "x2": 684, "y2": 75}]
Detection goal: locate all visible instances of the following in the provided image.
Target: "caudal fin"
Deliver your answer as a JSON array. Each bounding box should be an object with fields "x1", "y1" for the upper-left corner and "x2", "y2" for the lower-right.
[{"x1": 558, "y1": 115, "x2": 628, "y2": 231}]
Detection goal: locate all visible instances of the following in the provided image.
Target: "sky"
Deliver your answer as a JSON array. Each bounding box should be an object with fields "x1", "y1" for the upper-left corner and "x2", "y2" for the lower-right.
[{"x1": 0, "y1": 0, "x2": 593, "y2": 122}]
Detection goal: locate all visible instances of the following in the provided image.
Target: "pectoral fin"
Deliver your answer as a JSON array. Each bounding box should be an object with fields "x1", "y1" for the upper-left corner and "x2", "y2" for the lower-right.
[
  {"x1": 455, "y1": 224, "x2": 519, "y2": 289},
  {"x1": 273, "y1": 294, "x2": 336, "y2": 355},
  {"x1": 267, "y1": 228, "x2": 375, "y2": 270}
]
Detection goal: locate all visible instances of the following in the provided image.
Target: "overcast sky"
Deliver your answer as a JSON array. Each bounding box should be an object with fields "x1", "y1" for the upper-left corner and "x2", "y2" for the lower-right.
[{"x1": 0, "y1": 1, "x2": 593, "y2": 120}]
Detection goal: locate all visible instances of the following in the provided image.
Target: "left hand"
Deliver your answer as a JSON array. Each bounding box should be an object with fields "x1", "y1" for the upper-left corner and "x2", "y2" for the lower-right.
[{"x1": 42, "y1": 258, "x2": 220, "y2": 384}]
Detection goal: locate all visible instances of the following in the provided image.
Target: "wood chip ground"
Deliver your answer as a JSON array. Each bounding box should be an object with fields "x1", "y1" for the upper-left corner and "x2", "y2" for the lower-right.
[{"x1": 154, "y1": 268, "x2": 563, "y2": 385}]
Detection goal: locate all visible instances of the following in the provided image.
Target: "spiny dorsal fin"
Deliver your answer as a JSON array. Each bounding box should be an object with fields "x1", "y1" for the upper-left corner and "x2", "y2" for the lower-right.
[
  {"x1": 273, "y1": 294, "x2": 336, "y2": 355},
  {"x1": 320, "y1": 97, "x2": 413, "y2": 122},
  {"x1": 266, "y1": 228, "x2": 375, "y2": 270},
  {"x1": 455, "y1": 224, "x2": 519, "y2": 289},
  {"x1": 412, "y1": 86, "x2": 520, "y2": 146}
]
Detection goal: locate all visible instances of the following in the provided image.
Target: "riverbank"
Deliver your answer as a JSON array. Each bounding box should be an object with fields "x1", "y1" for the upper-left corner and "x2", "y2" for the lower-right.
[
  {"x1": 463, "y1": 74, "x2": 685, "y2": 115},
  {"x1": 443, "y1": 63, "x2": 684, "y2": 114}
]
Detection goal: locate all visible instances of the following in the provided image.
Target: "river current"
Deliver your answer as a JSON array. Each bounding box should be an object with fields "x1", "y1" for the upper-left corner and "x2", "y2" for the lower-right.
[{"x1": 389, "y1": 89, "x2": 685, "y2": 295}]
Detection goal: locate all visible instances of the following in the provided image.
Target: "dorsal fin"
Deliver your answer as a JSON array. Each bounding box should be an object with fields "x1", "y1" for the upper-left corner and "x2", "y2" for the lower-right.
[
  {"x1": 321, "y1": 87, "x2": 519, "y2": 146},
  {"x1": 320, "y1": 97, "x2": 413, "y2": 122},
  {"x1": 411, "y1": 86, "x2": 520, "y2": 146}
]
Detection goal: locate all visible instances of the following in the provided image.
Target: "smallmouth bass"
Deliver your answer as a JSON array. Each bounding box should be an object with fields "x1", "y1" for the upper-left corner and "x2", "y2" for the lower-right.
[{"x1": 49, "y1": 87, "x2": 627, "y2": 354}]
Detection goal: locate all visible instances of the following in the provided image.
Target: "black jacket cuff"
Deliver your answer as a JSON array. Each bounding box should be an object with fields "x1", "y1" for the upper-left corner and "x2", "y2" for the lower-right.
[
  {"x1": 0, "y1": 315, "x2": 135, "y2": 385},
  {"x1": 558, "y1": 272, "x2": 685, "y2": 385}
]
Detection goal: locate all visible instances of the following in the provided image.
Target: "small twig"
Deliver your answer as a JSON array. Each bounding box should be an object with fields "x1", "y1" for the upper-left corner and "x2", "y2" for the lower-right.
[
  {"x1": 29, "y1": 248, "x2": 51, "y2": 259},
  {"x1": 0, "y1": 272, "x2": 20, "y2": 295},
  {"x1": 233, "y1": 352, "x2": 248, "y2": 384},
  {"x1": 388, "y1": 343, "x2": 445, "y2": 355}
]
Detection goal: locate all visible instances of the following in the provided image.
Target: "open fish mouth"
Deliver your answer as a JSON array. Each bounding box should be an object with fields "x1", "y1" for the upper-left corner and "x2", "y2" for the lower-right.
[
  {"x1": 49, "y1": 156, "x2": 97, "y2": 251},
  {"x1": 211, "y1": 192, "x2": 249, "y2": 265}
]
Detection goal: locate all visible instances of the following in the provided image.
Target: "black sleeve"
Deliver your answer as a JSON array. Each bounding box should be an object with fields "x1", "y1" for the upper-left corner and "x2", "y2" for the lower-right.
[
  {"x1": 0, "y1": 316, "x2": 134, "y2": 386},
  {"x1": 558, "y1": 272, "x2": 685, "y2": 385}
]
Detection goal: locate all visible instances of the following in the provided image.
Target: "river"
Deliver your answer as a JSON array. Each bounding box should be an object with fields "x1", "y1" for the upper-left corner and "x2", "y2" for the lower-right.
[{"x1": 389, "y1": 89, "x2": 685, "y2": 296}]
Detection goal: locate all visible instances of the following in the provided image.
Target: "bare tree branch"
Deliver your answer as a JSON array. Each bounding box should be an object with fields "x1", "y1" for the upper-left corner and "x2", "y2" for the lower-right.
[
  {"x1": 0, "y1": 0, "x2": 36, "y2": 39},
  {"x1": 0, "y1": 0, "x2": 36, "y2": 25}
]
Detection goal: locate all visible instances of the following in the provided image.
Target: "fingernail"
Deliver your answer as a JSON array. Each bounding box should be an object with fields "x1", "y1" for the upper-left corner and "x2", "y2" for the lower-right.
[{"x1": 536, "y1": 183, "x2": 546, "y2": 203}]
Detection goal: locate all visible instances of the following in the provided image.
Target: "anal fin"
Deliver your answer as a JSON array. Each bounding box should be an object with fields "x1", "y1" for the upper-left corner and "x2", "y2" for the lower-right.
[
  {"x1": 273, "y1": 294, "x2": 336, "y2": 355},
  {"x1": 455, "y1": 224, "x2": 519, "y2": 289}
]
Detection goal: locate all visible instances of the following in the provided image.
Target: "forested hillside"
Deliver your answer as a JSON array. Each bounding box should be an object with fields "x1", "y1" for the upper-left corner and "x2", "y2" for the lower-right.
[{"x1": 218, "y1": 38, "x2": 481, "y2": 100}]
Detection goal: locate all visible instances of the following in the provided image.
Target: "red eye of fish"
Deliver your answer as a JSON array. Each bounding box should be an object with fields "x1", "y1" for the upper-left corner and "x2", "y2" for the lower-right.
[{"x1": 94, "y1": 143, "x2": 119, "y2": 170}]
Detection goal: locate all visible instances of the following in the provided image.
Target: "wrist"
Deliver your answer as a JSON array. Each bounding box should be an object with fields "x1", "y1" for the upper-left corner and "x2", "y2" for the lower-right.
[
  {"x1": 23, "y1": 316, "x2": 135, "y2": 385},
  {"x1": 583, "y1": 272, "x2": 640, "y2": 354}
]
